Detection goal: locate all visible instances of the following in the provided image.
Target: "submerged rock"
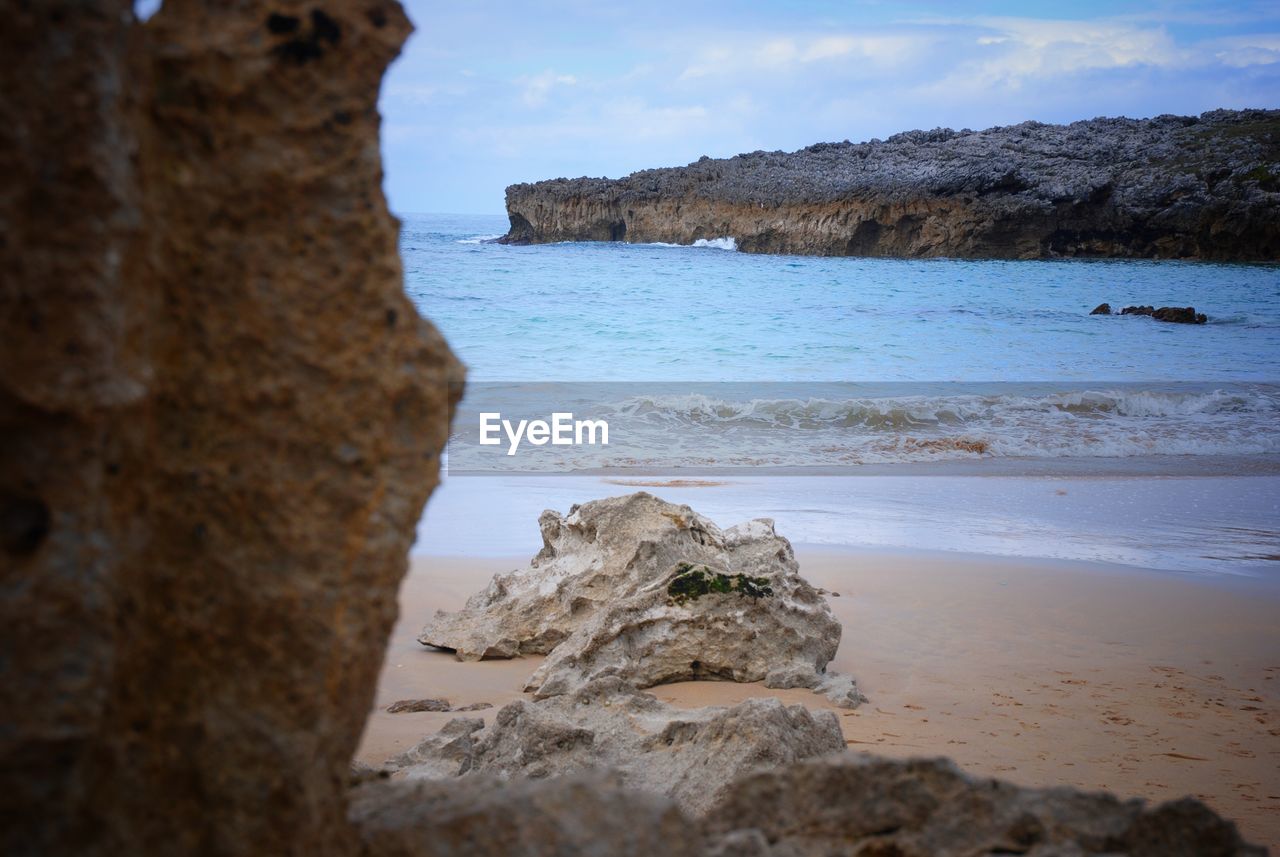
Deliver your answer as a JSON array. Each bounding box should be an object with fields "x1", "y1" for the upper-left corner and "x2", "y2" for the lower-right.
[
  {"x1": 1121, "y1": 305, "x2": 1208, "y2": 323},
  {"x1": 385, "y1": 677, "x2": 845, "y2": 816},
  {"x1": 419, "y1": 493, "x2": 844, "y2": 698},
  {"x1": 1152, "y1": 306, "x2": 1209, "y2": 324}
]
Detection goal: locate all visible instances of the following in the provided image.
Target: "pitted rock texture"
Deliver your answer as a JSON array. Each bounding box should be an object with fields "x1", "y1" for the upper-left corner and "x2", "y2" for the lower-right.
[
  {"x1": 502, "y1": 110, "x2": 1280, "y2": 260},
  {"x1": 0, "y1": 1, "x2": 462, "y2": 855},
  {"x1": 350, "y1": 754, "x2": 1263, "y2": 856},
  {"x1": 417, "y1": 493, "x2": 843, "y2": 697},
  {"x1": 701, "y1": 755, "x2": 1267, "y2": 857},
  {"x1": 384, "y1": 677, "x2": 845, "y2": 816},
  {"x1": 350, "y1": 772, "x2": 700, "y2": 857}
]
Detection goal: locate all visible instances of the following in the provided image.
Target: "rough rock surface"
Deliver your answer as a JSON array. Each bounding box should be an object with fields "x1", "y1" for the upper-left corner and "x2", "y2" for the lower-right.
[
  {"x1": 702, "y1": 755, "x2": 1267, "y2": 857},
  {"x1": 501, "y1": 110, "x2": 1280, "y2": 260},
  {"x1": 418, "y1": 493, "x2": 844, "y2": 697},
  {"x1": 0, "y1": 1, "x2": 462, "y2": 855},
  {"x1": 351, "y1": 753, "x2": 1264, "y2": 856},
  {"x1": 1111, "y1": 306, "x2": 1208, "y2": 323},
  {"x1": 762, "y1": 663, "x2": 869, "y2": 709},
  {"x1": 387, "y1": 698, "x2": 452, "y2": 714},
  {"x1": 350, "y1": 773, "x2": 700, "y2": 857},
  {"x1": 385, "y1": 677, "x2": 845, "y2": 816}
]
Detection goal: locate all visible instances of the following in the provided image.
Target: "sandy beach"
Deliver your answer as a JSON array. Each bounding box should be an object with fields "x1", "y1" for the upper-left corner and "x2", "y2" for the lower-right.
[{"x1": 357, "y1": 549, "x2": 1280, "y2": 850}]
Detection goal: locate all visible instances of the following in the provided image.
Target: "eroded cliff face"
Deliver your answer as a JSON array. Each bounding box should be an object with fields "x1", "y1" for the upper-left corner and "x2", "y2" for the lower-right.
[
  {"x1": 502, "y1": 112, "x2": 1280, "y2": 260},
  {"x1": 0, "y1": 1, "x2": 463, "y2": 854}
]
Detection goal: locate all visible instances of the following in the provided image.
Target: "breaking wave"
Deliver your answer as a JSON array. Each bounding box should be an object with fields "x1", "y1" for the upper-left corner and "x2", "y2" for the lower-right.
[
  {"x1": 691, "y1": 236, "x2": 738, "y2": 250},
  {"x1": 592, "y1": 388, "x2": 1280, "y2": 465},
  {"x1": 637, "y1": 237, "x2": 739, "y2": 251}
]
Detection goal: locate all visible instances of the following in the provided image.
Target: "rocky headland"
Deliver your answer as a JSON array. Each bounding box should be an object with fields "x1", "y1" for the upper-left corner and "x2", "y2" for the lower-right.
[{"x1": 501, "y1": 110, "x2": 1280, "y2": 260}]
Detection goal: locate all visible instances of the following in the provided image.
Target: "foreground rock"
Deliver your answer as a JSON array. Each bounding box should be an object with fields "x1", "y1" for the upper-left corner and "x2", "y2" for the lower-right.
[
  {"x1": 351, "y1": 773, "x2": 699, "y2": 857},
  {"x1": 502, "y1": 110, "x2": 1280, "y2": 261},
  {"x1": 703, "y1": 755, "x2": 1266, "y2": 857},
  {"x1": 419, "y1": 493, "x2": 847, "y2": 699},
  {"x1": 351, "y1": 754, "x2": 1264, "y2": 856},
  {"x1": 0, "y1": 2, "x2": 463, "y2": 854},
  {"x1": 385, "y1": 677, "x2": 845, "y2": 816}
]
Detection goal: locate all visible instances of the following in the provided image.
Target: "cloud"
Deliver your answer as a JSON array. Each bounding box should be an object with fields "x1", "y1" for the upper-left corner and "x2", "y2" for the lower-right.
[
  {"x1": 518, "y1": 70, "x2": 579, "y2": 108},
  {"x1": 1209, "y1": 33, "x2": 1280, "y2": 67},
  {"x1": 965, "y1": 17, "x2": 1184, "y2": 80},
  {"x1": 383, "y1": 1, "x2": 1280, "y2": 213},
  {"x1": 680, "y1": 31, "x2": 936, "y2": 79}
]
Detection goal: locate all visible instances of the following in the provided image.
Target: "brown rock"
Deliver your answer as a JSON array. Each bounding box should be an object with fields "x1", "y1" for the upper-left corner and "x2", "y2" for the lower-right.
[
  {"x1": 0, "y1": 1, "x2": 462, "y2": 855},
  {"x1": 1090, "y1": 302, "x2": 1113, "y2": 314},
  {"x1": 1121, "y1": 305, "x2": 1208, "y2": 323},
  {"x1": 1152, "y1": 306, "x2": 1208, "y2": 324}
]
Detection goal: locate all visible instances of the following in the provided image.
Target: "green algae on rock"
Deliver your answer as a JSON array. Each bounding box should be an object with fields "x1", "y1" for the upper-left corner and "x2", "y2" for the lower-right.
[{"x1": 667, "y1": 563, "x2": 774, "y2": 605}]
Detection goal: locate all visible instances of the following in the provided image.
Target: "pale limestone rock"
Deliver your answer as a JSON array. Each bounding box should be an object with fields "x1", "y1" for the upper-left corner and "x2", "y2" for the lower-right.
[
  {"x1": 385, "y1": 677, "x2": 844, "y2": 816},
  {"x1": 418, "y1": 493, "x2": 844, "y2": 698},
  {"x1": 762, "y1": 663, "x2": 867, "y2": 710}
]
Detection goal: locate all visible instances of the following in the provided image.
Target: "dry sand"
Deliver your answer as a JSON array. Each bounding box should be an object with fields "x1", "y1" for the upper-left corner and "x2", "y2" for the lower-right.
[{"x1": 356, "y1": 549, "x2": 1280, "y2": 850}]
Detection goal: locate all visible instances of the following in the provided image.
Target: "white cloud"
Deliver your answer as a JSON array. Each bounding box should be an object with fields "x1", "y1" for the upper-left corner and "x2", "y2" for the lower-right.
[
  {"x1": 519, "y1": 70, "x2": 578, "y2": 108},
  {"x1": 680, "y1": 31, "x2": 936, "y2": 79},
  {"x1": 1209, "y1": 33, "x2": 1280, "y2": 67}
]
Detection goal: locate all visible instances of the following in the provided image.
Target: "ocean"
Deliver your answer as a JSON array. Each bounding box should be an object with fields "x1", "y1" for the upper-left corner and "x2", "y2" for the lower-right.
[{"x1": 402, "y1": 213, "x2": 1280, "y2": 575}]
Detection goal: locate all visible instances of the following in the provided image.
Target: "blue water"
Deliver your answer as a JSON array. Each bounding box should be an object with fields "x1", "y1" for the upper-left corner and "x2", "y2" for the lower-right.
[
  {"x1": 402, "y1": 213, "x2": 1280, "y2": 574},
  {"x1": 402, "y1": 213, "x2": 1280, "y2": 383}
]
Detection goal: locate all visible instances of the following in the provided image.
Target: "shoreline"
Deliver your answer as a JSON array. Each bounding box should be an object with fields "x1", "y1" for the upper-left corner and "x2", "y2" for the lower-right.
[
  {"x1": 358, "y1": 548, "x2": 1280, "y2": 850},
  {"x1": 447, "y1": 457, "x2": 1280, "y2": 478}
]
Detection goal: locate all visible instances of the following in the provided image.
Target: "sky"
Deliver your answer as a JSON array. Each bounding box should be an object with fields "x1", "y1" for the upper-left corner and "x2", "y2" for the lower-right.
[{"x1": 383, "y1": 0, "x2": 1280, "y2": 214}]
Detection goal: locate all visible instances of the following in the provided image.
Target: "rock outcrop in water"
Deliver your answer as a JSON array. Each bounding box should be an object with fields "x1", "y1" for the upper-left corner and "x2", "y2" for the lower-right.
[
  {"x1": 1090, "y1": 304, "x2": 1209, "y2": 323},
  {"x1": 418, "y1": 493, "x2": 851, "y2": 702},
  {"x1": 501, "y1": 110, "x2": 1280, "y2": 260},
  {"x1": 385, "y1": 676, "x2": 845, "y2": 816},
  {"x1": 0, "y1": 1, "x2": 462, "y2": 854}
]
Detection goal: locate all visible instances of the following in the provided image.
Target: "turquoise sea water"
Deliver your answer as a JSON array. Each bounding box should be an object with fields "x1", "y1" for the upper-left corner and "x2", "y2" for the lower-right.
[
  {"x1": 403, "y1": 213, "x2": 1280, "y2": 383},
  {"x1": 402, "y1": 213, "x2": 1280, "y2": 574}
]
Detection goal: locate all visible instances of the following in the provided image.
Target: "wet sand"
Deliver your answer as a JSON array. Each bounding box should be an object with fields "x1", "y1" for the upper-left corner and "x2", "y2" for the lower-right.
[{"x1": 356, "y1": 549, "x2": 1280, "y2": 849}]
